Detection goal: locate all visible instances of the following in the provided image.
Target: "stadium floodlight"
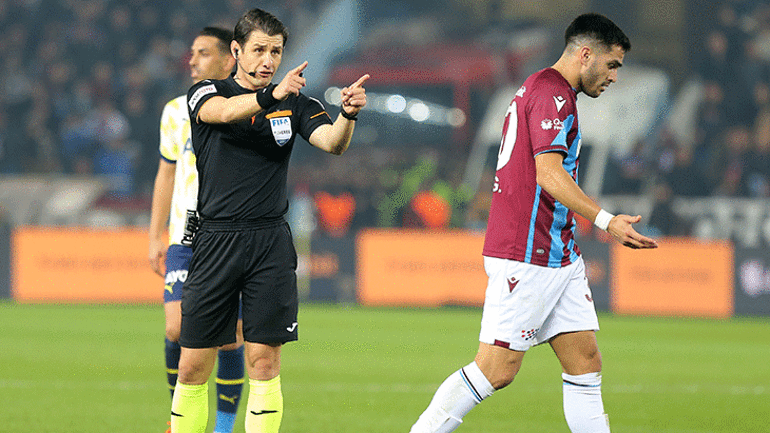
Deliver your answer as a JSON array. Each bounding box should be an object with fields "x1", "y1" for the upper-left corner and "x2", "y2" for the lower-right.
[
  {"x1": 408, "y1": 101, "x2": 430, "y2": 122},
  {"x1": 386, "y1": 94, "x2": 407, "y2": 113},
  {"x1": 324, "y1": 87, "x2": 466, "y2": 128}
]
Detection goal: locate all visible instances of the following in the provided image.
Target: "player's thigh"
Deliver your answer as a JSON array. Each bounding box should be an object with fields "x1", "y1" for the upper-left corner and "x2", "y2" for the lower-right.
[
  {"x1": 549, "y1": 330, "x2": 601, "y2": 375},
  {"x1": 241, "y1": 223, "x2": 298, "y2": 345},
  {"x1": 180, "y1": 230, "x2": 242, "y2": 348},
  {"x1": 538, "y1": 257, "x2": 600, "y2": 362},
  {"x1": 479, "y1": 256, "x2": 570, "y2": 351},
  {"x1": 163, "y1": 244, "x2": 192, "y2": 304}
]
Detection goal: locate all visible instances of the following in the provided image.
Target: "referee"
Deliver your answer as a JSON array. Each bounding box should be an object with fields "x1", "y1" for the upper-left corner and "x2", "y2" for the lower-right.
[{"x1": 170, "y1": 8, "x2": 368, "y2": 433}]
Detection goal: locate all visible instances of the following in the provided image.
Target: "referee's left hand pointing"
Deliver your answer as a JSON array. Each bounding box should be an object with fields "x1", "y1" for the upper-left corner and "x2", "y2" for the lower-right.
[{"x1": 341, "y1": 74, "x2": 370, "y2": 116}]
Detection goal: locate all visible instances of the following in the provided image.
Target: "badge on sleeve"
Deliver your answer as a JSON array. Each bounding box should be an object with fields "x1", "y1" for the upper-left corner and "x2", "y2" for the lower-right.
[{"x1": 269, "y1": 116, "x2": 292, "y2": 146}]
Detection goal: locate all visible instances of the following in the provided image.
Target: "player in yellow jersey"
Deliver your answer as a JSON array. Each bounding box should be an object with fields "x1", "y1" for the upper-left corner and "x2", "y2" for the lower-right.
[{"x1": 148, "y1": 27, "x2": 240, "y2": 433}]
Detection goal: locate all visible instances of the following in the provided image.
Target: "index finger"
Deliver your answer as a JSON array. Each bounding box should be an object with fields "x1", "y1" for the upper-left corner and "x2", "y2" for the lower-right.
[
  {"x1": 291, "y1": 61, "x2": 309, "y2": 75},
  {"x1": 350, "y1": 74, "x2": 370, "y2": 89}
]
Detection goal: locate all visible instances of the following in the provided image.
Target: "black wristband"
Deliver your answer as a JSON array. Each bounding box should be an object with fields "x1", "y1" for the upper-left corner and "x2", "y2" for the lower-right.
[
  {"x1": 256, "y1": 83, "x2": 279, "y2": 110},
  {"x1": 340, "y1": 108, "x2": 358, "y2": 121}
]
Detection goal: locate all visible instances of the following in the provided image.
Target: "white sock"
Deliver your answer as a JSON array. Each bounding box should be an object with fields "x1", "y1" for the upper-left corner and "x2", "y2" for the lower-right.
[
  {"x1": 410, "y1": 362, "x2": 494, "y2": 433},
  {"x1": 562, "y1": 372, "x2": 610, "y2": 433}
]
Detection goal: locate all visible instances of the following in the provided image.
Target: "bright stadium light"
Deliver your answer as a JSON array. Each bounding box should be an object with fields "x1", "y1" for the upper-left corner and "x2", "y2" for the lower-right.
[
  {"x1": 408, "y1": 102, "x2": 430, "y2": 122},
  {"x1": 323, "y1": 87, "x2": 465, "y2": 128},
  {"x1": 324, "y1": 87, "x2": 342, "y2": 106},
  {"x1": 386, "y1": 94, "x2": 406, "y2": 113},
  {"x1": 447, "y1": 108, "x2": 466, "y2": 127}
]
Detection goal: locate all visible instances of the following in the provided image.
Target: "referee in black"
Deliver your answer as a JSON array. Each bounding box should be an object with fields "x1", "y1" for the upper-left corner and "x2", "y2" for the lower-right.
[{"x1": 169, "y1": 8, "x2": 368, "y2": 433}]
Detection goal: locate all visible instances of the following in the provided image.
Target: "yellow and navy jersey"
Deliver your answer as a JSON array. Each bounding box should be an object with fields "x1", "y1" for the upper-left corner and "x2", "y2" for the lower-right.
[{"x1": 159, "y1": 94, "x2": 198, "y2": 246}]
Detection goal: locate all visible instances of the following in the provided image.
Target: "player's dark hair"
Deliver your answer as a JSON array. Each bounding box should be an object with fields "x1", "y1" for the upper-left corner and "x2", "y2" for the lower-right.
[
  {"x1": 199, "y1": 27, "x2": 233, "y2": 54},
  {"x1": 234, "y1": 8, "x2": 288, "y2": 48},
  {"x1": 565, "y1": 13, "x2": 631, "y2": 52}
]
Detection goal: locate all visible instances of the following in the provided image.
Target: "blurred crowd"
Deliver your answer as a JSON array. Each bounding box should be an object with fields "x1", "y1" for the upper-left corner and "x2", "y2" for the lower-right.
[
  {"x1": 603, "y1": 1, "x2": 770, "y2": 235},
  {"x1": 0, "y1": 0, "x2": 324, "y2": 200},
  {"x1": 1, "y1": 0, "x2": 769, "y2": 237}
]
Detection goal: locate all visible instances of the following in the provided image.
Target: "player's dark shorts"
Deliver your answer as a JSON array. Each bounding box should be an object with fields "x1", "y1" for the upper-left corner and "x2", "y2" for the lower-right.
[
  {"x1": 179, "y1": 217, "x2": 298, "y2": 348},
  {"x1": 164, "y1": 244, "x2": 192, "y2": 303}
]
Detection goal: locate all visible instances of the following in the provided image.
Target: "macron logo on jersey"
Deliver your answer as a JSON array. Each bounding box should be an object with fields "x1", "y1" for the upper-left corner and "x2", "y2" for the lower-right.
[
  {"x1": 188, "y1": 83, "x2": 216, "y2": 111},
  {"x1": 507, "y1": 276, "x2": 520, "y2": 293},
  {"x1": 553, "y1": 95, "x2": 566, "y2": 112}
]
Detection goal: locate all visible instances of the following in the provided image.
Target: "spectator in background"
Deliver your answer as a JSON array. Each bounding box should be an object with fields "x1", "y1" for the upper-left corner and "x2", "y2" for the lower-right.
[
  {"x1": 663, "y1": 143, "x2": 708, "y2": 196},
  {"x1": 121, "y1": 90, "x2": 158, "y2": 188},
  {"x1": 314, "y1": 189, "x2": 356, "y2": 236},
  {"x1": 710, "y1": 124, "x2": 752, "y2": 196},
  {"x1": 59, "y1": 113, "x2": 96, "y2": 175},
  {"x1": 0, "y1": 109, "x2": 13, "y2": 173},
  {"x1": 693, "y1": 81, "x2": 727, "y2": 178},
  {"x1": 83, "y1": 99, "x2": 137, "y2": 199},
  {"x1": 646, "y1": 181, "x2": 687, "y2": 237},
  {"x1": 25, "y1": 86, "x2": 59, "y2": 173},
  {"x1": 696, "y1": 30, "x2": 732, "y2": 85},
  {"x1": 464, "y1": 169, "x2": 494, "y2": 231},
  {"x1": 377, "y1": 149, "x2": 439, "y2": 227},
  {"x1": 746, "y1": 84, "x2": 770, "y2": 197},
  {"x1": 94, "y1": 133, "x2": 138, "y2": 201},
  {"x1": 403, "y1": 187, "x2": 451, "y2": 229},
  {"x1": 653, "y1": 127, "x2": 709, "y2": 197},
  {"x1": 105, "y1": 4, "x2": 134, "y2": 67},
  {"x1": 603, "y1": 139, "x2": 646, "y2": 195}
]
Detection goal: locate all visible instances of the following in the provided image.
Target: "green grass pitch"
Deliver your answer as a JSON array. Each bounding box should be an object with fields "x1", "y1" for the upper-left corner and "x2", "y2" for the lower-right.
[{"x1": 0, "y1": 302, "x2": 768, "y2": 433}]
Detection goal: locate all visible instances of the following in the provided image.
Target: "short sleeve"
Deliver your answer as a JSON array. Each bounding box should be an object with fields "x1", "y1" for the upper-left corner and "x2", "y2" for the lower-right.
[
  {"x1": 527, "y1": 86, "x2": 575, "y2": 157},
  {"x1": 159, "y1": 98, "x2": 182, "y2": 163},
  {"x1": 187, "y1": 80, "x2": 220, "y2": 122},
  {"x1": 296, "y1": 94, "x2": 333, "y2": 141}
]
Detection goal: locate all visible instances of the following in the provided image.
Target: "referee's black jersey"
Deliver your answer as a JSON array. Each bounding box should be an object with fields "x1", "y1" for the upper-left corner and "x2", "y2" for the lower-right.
[{"x1": 187, "y1": 74, "x2": 333, "y2": 221}]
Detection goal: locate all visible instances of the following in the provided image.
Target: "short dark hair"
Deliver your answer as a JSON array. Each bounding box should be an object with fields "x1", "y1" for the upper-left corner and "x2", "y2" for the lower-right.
[
  {"x1": 565, "y1": 13, "x2": 631, "y2": 52},
  {"x1": 233, "y1": 8, "x2": 288, "y2": 48},
  {"x1": 199, "y1": 27, "x2": 233, "y2": 54}
]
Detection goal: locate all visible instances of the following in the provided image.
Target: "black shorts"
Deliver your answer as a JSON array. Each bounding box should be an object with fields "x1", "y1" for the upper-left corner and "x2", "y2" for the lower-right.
[{"x1": 179, "y1": 217, "x2": 298, "y2": 348}]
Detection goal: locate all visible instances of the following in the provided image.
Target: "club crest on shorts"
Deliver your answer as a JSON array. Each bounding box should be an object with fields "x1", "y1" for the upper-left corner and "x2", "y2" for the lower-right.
[{"x1": 269, "y1": 117, "x2": 292, "y2": 146}]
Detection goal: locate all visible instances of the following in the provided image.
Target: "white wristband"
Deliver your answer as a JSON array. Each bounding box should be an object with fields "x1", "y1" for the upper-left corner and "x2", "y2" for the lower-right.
[{"x1": 593, "y1": 209, "x2": 614, "y2": 231}]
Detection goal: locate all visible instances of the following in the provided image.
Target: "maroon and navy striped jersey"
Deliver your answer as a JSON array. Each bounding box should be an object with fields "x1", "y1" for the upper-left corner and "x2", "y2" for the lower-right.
[{"x1": 482, "y1": 68, "x2": 583, "y2": 268}]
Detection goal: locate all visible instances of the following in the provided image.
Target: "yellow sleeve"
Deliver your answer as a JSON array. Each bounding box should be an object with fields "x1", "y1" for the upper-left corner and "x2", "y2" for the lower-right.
[{"x1": 159, "y1": 97, "x2": 185, "y2": 163}]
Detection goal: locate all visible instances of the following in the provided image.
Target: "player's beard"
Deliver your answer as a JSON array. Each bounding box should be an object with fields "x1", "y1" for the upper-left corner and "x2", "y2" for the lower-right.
[{"x1": 580, "y1": 62, "x2": 606, "y2": 98}]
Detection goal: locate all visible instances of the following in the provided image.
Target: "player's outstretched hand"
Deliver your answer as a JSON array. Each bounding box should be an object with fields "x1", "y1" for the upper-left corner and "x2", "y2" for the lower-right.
[
  {"x1": 607, "y1": 214, "x2": 658, "y2": 249},
  {"x1": 273, "y1": 61, "x2": 308, "y2": 100},
  {"x1": 340, "y1": 74, "x2": 370, "y2": 116},
  {"x1": 148, "y1": 239, "x2": 166, "y2": 277}
]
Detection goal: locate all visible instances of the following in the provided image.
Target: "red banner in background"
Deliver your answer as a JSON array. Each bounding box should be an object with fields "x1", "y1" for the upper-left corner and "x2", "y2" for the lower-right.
[
  {"x1": 611, "y1": 238, "x2": 734, "y2": 318},
  {"x1": 12, "y1": 227, "x2": 161, "y2": 303}
]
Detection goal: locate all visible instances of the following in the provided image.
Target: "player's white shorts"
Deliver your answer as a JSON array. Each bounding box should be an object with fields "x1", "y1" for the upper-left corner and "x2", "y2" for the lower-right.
[{"x1": 478, "y1": 255, "x2": 599, "y2": 351}]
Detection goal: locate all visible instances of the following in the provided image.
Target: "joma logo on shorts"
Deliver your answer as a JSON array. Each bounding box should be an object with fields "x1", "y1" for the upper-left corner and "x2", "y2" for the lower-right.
[{"x1": 165, "y1": 270, "x2": 189, "y2": 284}]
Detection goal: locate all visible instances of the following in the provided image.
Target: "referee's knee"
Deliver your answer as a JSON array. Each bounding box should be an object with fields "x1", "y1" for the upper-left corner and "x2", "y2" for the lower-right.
[
  {"x1": 178, "y1": 350, "x2": 217, "y2": 384},
  {"x1": 246, "y1": 344, "x2": 281, "y2": 380}
]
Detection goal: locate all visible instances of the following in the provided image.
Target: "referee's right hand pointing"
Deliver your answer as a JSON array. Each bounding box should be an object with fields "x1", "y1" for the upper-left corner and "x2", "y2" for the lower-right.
[
  {"x1": 273, "y1": 61, "x2": 308, "y2": 100},
  {"x1": 340, "y1": 74, "x2": 370, "y2": 116}
]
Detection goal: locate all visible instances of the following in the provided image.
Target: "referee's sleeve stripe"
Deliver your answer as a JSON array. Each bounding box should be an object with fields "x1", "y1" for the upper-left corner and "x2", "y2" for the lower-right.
[{"x1": 310, "y1": 111, "x2": 328, "y2": 120}]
